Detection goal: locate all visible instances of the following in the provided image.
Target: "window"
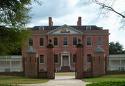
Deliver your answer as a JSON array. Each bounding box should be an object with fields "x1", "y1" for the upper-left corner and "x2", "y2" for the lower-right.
[
  {"x1": 87, "y1": 37, "x2": 92, "y2": 45},
  {"x1": 29, "y1": 38, "x2": 33, "y2": 46},
  {"x1": 40, "y1": 38, "x2": 44, "y2": 46},
  {"x1": 39, "y1": 55, "x2": 44, "y2": 63},
  {"x1": 54, "y1": 54, "x2": 58, "y2": 63},
  {"x1": 97, "y1": 37, "x2": 103, "y2": 45},
  {"x1": 63, "y1": 37, "x2": 67, "y2": 45},
  {"x1": 73, "y1": 54, "x2": 76, "y2": 63},
  {"x1": 54, "y1": 37, "x2": 58, "y2": 46},
  {"x1": 87, "y1": 54, "x2": 92, "y2": 62},
  {"x1": 73, "y1": 37, "x2": 77, "y2": 45}
]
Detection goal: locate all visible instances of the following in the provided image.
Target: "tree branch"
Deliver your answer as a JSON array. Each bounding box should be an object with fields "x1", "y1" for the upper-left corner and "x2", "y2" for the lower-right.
[{"x1": 94, "y1": 0, "x2": 125, "y2": 18}]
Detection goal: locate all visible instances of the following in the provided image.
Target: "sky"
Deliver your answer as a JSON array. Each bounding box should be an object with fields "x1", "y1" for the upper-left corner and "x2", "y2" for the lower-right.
[{"x1": 28, "y1": 0, "x2": 125, "y2": 49}]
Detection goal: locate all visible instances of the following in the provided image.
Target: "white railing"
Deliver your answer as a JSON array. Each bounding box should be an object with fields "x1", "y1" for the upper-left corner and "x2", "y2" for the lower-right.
[{"x1": 0, "y1": 56, "x2": 22, "y2": 72}]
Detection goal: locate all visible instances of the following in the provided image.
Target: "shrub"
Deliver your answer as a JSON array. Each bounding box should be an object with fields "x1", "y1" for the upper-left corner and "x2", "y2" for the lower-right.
[{"x1": 87, "y1": 81, "x2": 125, "y2": 86}]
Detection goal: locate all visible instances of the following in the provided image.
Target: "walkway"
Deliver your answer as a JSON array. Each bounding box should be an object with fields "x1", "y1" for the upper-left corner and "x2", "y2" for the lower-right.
[{"x1": 21, "y1": 72, "x2": 86, "y2": 86}]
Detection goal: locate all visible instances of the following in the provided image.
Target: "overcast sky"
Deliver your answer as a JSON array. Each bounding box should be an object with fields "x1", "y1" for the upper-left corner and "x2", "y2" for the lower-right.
[{"x1": 28, "y1": 0, "x2": 125, "y2": 49}]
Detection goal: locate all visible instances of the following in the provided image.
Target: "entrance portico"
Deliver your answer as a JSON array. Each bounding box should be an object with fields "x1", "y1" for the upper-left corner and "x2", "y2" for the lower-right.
[{"x1": 60, "y1": 52, "x2": 71, "y2": 71}]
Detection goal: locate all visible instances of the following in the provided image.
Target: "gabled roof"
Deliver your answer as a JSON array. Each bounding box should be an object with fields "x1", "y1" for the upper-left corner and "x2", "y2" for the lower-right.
[{"x1": 47, "y1": 24, "x2": 83, "y2": 35}]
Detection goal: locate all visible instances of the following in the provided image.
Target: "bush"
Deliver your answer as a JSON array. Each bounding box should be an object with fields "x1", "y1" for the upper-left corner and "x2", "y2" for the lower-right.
[{"x1": 87, "y1": 81, "x2": 125, "y2": 86}]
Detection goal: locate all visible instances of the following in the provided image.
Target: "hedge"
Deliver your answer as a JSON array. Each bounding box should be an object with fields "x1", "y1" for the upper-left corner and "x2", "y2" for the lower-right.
[{"x1": 87, "y1": 81, "x2": 125, "y2": 86}]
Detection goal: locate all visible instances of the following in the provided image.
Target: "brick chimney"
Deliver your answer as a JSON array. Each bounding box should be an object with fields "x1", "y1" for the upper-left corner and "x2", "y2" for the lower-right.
[
  {"x1": 77, "y1": 17, "x2": 82, "y2": 26},
  {"x1": 49, "y1": 17, "x2": 53, "y2": 26}
]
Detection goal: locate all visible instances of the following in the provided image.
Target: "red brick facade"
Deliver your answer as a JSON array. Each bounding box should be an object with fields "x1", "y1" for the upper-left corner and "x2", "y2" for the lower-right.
[{"x1": 22, "y1": 17, "x2": 109, "y2": 78}]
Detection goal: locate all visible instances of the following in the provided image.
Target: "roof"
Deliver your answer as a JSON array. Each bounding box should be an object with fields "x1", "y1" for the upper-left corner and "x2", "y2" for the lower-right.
[{"x1": 32, "y1": 25, "x2": 103, "y2": 32}]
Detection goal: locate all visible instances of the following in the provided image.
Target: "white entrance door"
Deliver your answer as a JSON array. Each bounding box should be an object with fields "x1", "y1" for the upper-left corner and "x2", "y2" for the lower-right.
[{"x1": 62, "y1": 55, "x2": 69, "y2": 66}]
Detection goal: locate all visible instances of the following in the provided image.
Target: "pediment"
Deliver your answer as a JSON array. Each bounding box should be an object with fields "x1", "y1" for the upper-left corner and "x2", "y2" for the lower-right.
[{"x1": 48, "y1": 25, "x2": 83, "y2": 35}]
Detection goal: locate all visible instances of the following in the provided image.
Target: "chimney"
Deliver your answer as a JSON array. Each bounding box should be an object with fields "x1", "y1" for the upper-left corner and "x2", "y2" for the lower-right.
[
  {"x1": 77, "y1": 17, "x2": 82, "y2": 26},
  {"x1": 49, "y1": 17, "x2": 53, "y2": 26}
]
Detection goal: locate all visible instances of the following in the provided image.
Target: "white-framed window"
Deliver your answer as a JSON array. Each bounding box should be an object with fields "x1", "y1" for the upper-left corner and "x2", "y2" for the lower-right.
[
  {"x1": 40, "y1": 38, "x2": 44, "y2": 46},
  {"x1": 63, "y1": 37, "x2": 68, "y2": 46},
  {"x1": 86, "y1": 37, "x2": 92, "y2": 45},
  {"x1": 39, "y1": 55, "x2": 44, "y2": 64},
  {"x1": 73, "y1": 37, "x2": 77, "y2": 45},
  {"x1": 97, "y1": 36, "x2": 103, "y2": 45},
  {"x1": 29, "y1": 38, "x2": 33, "y2": 46},
  {"x1": 54, "y1": 37, "x2": 58, "y2": 46},
  {"x1": 87, "y1": 54, "x2": 92, "y2": 62}
]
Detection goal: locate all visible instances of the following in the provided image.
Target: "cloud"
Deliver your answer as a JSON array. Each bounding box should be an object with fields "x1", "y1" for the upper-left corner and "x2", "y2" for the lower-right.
[{"x1": 27, "y1": 0, "x2": 125, "y2": 48}]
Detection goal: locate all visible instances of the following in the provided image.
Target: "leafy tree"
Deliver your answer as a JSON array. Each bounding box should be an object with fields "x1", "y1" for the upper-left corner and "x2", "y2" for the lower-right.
[
  {"x1": 0, "y1": 0, "x2": 37, "y2": 55},
  {"x1": 0, "y1": 0, "x2": 31, "y2": 27},
  {"x1": 0, "y1": 26, "x2": 30, "y2": 55},
  {"x1": 109, "y1": 42, "x2": 125, "y2": 54}
]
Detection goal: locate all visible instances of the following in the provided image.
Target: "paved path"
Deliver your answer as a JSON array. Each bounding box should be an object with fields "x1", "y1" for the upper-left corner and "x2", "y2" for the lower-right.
[{"x1": 21, "y1": 76, "x2": 86, "y2": 86}]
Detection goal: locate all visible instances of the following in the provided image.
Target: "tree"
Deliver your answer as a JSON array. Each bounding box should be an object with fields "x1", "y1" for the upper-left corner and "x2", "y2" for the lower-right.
[
  {"x1": 0, "y1": 0, "x2": 32, "y2": 27},
  {"x1": 109, "y1": 42, "x2": 125, "y2": 54},
  {"x1": 0, "y1": 26, "x2": 30, "y2": 55},
  {"x1": 92, "y1": 0, "x2": 125, "y2": 19},
  {"x1": 0, "y1": 0, "x2": 36, "y2": 55}
]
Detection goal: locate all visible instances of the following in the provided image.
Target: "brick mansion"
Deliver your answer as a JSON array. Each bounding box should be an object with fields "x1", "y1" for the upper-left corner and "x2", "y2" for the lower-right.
[{"x1": 22, "y1": 17, "x2": 109, "y2": 78}]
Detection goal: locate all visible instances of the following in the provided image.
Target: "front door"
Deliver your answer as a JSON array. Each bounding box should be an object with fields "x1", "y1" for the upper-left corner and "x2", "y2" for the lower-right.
[{"x1": 62, "y1": 55, "x2": 69, "y2": 66}]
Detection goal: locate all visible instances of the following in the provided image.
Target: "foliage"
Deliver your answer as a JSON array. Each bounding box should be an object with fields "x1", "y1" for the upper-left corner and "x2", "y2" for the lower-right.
[
  {"x1": 0, "y1": 26, "x2": 30, "y2": 55},
  {"x1": 0, "y1": 0, "x2": 32, "y2": 27},
  {"x1": 87, "y1": 81, "x2": 125, "y2": 86},
  {"x1": 109, "y1": 42, "x2": 125, "y2": 54}
]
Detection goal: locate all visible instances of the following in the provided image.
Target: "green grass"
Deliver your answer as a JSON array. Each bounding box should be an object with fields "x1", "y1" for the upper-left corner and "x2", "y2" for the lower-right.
[
  {"x1": 86, "y1": 81, "x2": 125, "y2": 86},
  {"x1": 84, "y1": 74, "x2": 125, "y2": 83},
  {"x1": 55, "y1": 72, "x2": 75, "y2": 76},
  {"x1": 0, "y1": 75, "x2": 48, "y2": 85}
]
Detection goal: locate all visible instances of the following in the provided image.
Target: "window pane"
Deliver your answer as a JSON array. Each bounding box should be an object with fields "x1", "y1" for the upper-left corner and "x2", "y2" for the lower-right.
[
  {"x1": 87, "y1": 37, "x2": 92, "y2": 45},
  {"x1": 87, "y1": 54, "x2": 92, "y2": 62},
  {"x1": 40, "y1": 38, "x2": 44, "y2": 46},
  {"x1": 73, "y1": 37, "x2": 77, "y2": 45},
  {"x1": 29, "y1": 38, "x2": 33, "y2": 46},
  {"x1": 39, "y1": 55, "x2": 44, "y2": 63},
  {"x1": 54, "y1": 38, "x2": 58, "y2": 46},
  {"x1": 97, "y1": 37, "x2": 103, "y2": 45},
  {"x1": 54, "y1": 54, "x2": 58, "y2": 63},
  {"x1": 64, "y1": 37, "x2": 67, "y2": 45}
]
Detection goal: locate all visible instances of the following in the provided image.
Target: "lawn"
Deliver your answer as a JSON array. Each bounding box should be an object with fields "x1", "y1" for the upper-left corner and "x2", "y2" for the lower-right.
[
  {"x1": 0, "y1": 75, "x2": 48, "y2": 85},
  {"x1": 83, "y1": 74, "x2": 125, "y2": 82}
]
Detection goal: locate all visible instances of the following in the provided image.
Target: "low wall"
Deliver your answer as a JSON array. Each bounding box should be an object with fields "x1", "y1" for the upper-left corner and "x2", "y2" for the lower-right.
[{"x1": 38, "y1": 72, "x2": 48, "y2": 78}]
